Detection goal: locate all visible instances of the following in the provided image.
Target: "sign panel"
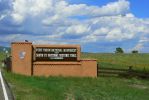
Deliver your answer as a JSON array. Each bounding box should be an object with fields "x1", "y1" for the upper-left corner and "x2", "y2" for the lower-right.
[{"x1": 35, "y1": 47, "x2": 77, "y2": 61}]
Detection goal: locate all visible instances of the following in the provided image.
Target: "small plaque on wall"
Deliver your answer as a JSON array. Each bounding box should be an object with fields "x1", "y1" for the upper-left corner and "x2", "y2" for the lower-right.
[{"x1": 19, "y1": 51, "x2": 26, "y2": 59}]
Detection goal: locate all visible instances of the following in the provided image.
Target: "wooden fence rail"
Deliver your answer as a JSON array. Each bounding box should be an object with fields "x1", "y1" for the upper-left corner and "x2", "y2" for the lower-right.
[{"x1": 98, "y1": 66, "x2": 149, "y2": 78}]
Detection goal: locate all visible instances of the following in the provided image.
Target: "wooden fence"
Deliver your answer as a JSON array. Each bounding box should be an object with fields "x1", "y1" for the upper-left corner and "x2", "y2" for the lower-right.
[{"x1": 98, "y1": 65, "x2": 149, "y2": 78}]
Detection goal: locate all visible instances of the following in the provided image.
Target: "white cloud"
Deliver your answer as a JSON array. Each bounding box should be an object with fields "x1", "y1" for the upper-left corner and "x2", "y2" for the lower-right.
[
  {"x1": 42, "y1": 14, "x2": 63, "y2": 25},
  {"x1": 132, "y1": 43, "x2": 144, "y2": 51},
  {"x1": 11, "y1": 13, "x2": 24, "y2": 23},
  {"x1": 105, "y1": 27, "x2": 135, "y2": 41},
  {"x1": 0, "y1": 14, "x2": 6, "y2": 20},
  {"x1": 10, "y1": 0, "x2": 130, "y2": 24},
  {"x1": 0, "y1": 33, "x2": 63, "y2": 44},
  {"x1": 106, "y1": 28, "x2": 123, "y2": 41},
  {"x1": 133, "y1": 37, "x2": 149, "y2": 51},
  {"x1": 66, "y1": 24, "x2": 90, "y2": 35},
  {"x1": 93, "y1": 27, "x2": 109, "y2": 35},
  {"x1": 1, "y1": 0, "x2": 149, "y2": 52},
  {"x1": 11, "y1": 0, "x2": 55, "y2": 23},
  {"x1": 1, "y1": 34, "x2": 22, "y2": 42},
  {"x1": 139, "y1": 37, "x2": 149, "y2": 43},
  {"x1": 82, "y1": 35, "x2": 98, "y2": 43},
  {"x1": 97, "y1": 0, "x2": 129, "y2": 16},
  {"x1": 81, "y1": 15, "x2": 149, "y2": 43},
  {"x1": 57, "y1": 0, "x2": 129, "y2": 17},
  {"x1": 125, "y1": 13, "x2": 135, "y2": 18}
]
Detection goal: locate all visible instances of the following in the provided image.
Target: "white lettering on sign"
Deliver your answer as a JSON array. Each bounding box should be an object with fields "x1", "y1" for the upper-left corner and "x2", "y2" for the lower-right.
[
  {"x1": 59, "y1": 54, "x2": 69, "y2": 57},
  {"x1": 36, "y1": 54, "x2": 44, "y2": 57},
  {"x1": 70, "y1": 54, "x2": 77, "y2": 57},
  {"x1": 36, "y1": 48, "x2": 42, "y2": 52},
  {"x1": 50, "y1": 57, "x2": 63, "y2": 59},
  {"x1": 42, "y1": 49, "x2": 63, "y2": 52},
  {"x1": 35, "y1": 48, "x2": 77, "y2": 61},
  {"x1": 63, "y1": 49, "x2": 76, "y2": 52},
  {"x1": 36, "y1": 48, "x2": 77, "y2": 53},
  {"x1": 47, "y1": 54, "x2": 58, "y2": 57}
]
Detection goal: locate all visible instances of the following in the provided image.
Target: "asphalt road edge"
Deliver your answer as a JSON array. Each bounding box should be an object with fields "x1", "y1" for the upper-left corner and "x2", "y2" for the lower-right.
[
  {"x1": 0, "y1": 70, "x2": 15, "y2": 100},
  {"x1": 0, "y1": 70, "x2": 9, "y2": 100}
]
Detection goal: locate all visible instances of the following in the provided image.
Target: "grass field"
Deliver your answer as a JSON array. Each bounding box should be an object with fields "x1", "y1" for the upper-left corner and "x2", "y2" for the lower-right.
[
  {"x1": 0, "y1": 52, "x2": 6, "y2": 66},
  {"x1": 3, "y1": 71, "x2": 149, "y2": 100},
  {"x1": 82, "y1": 53, "x2": 149, "y2": 71},
  {"x1": 0, "y1": 52, "x2": 149, "y2": 100}
]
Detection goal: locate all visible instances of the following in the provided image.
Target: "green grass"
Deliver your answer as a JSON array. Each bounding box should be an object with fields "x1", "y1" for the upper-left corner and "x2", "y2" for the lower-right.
[
  {"x1": 82, "y1": 53, "x2": 149, "y2": 70},
  {"x1": 0, "y1": 52, "x2": 149, "y2": 100},
  {"x1": 0, "y1": 52, "x2": 6, "y2": 61},
  {"x1": 0, "y1": 52, "x2": 7, "y2": 66},
  {"x1": 3, "y1": 71, "x2": 149, "y2": 100}
]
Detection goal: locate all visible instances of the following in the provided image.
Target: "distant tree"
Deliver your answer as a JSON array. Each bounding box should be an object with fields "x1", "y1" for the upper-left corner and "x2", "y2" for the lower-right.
[
  {"x1": 132, "y1": 50, "x2": 138, "y2": 54},
  {"x1": 115, "y1": 47, "x2": 124, "y2": 53}
]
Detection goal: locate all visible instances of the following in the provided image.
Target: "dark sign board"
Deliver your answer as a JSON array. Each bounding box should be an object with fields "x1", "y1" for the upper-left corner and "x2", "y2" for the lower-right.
[{"x1": 35, "y1": 47, "x2": 77, "y2": 61}]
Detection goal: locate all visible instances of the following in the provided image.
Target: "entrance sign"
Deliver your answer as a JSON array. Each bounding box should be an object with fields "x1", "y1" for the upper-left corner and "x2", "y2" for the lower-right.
[
  {"x1": 35, "y1": 47, "x2": 77, "y2": 61},
  {"x1": 11, "y1": 42, "x2": 97, "y2": 77}
]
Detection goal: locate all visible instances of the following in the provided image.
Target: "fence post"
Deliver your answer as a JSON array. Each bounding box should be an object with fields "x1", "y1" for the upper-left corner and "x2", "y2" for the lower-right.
[
  {"x1": 128, "y1": 66, "x2": 133, "y2": 76},
  {"x1": 97, "y1": 63, "x2": 99, "y2": 77}
]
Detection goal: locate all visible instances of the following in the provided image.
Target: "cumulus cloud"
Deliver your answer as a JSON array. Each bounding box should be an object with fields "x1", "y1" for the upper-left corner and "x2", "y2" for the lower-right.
[
  {"x1": 81, "y1": 15, "x2": 149, "y2": 42},
  {"x1": 10, "y1": 0, "x2": 129, "y2": 24},
  {"x1": 132, "y1": 42, "x2": 144, "y2": 51},
  {"x1": 0, "y1": 33, "x2": 63, "y2": 44},
  {"x1": 0, "y1": 0, "x2": 149, "y2": 52},
  {"x1": 10, "y1": 0, "x2": 54, "y2": 23},
  {"x1": 132, "y1": 36, "x2": 149, "y2": 52},
  {"x1": 0, "y1": 0, "x2": 12, "y2": 21},
  {"x1": 0, "y1": 14, "x2": 6, "y2": 20},
  {"x1": 65, "y1": 24, "x2": 90, "y2": 35}
]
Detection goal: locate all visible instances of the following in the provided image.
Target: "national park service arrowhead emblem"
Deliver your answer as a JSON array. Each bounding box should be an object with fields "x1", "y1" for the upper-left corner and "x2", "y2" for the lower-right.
[{"x1": 19, "y1": 51, "x2": 26, "y2": 59}]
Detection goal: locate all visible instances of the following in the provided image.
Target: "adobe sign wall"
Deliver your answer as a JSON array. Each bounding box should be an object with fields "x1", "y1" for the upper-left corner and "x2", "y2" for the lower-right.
[{"x1": 11, "y1": 42, "x2": 97, "y2": 77}]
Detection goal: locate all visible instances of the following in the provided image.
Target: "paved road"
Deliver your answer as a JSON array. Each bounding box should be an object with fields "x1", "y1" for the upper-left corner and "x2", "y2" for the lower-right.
[
  {"x1": 0, "y1": 71, "x2": 5, "y2": 100},
  {"x1": 0, "y1": 70, "x2": 14, "y2": 100}
]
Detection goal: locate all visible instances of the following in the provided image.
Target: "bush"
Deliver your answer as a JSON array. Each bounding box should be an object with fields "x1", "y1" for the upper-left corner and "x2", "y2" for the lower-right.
[
  {"x1": 115, "y1": 47, "x2": 124, "y2": 53},
  {"x1": 132, "y1": 50, "x2": 138, "y2": 54}
]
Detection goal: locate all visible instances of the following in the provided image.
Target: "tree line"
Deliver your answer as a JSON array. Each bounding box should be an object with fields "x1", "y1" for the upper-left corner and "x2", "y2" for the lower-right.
[{"x1": 115, "y1": 47, "x2": 138, "y2": 54}]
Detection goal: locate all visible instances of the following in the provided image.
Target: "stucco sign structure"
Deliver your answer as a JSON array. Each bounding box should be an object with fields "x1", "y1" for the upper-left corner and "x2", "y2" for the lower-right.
[{"x1": 11, "y1": 42, "x2": 97, "y2": 77}]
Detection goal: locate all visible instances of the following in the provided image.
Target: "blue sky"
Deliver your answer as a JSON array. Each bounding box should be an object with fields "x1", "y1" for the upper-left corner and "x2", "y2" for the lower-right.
[{"x1": 0, "y1": 0, "x2": 149, "y2": 53}]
